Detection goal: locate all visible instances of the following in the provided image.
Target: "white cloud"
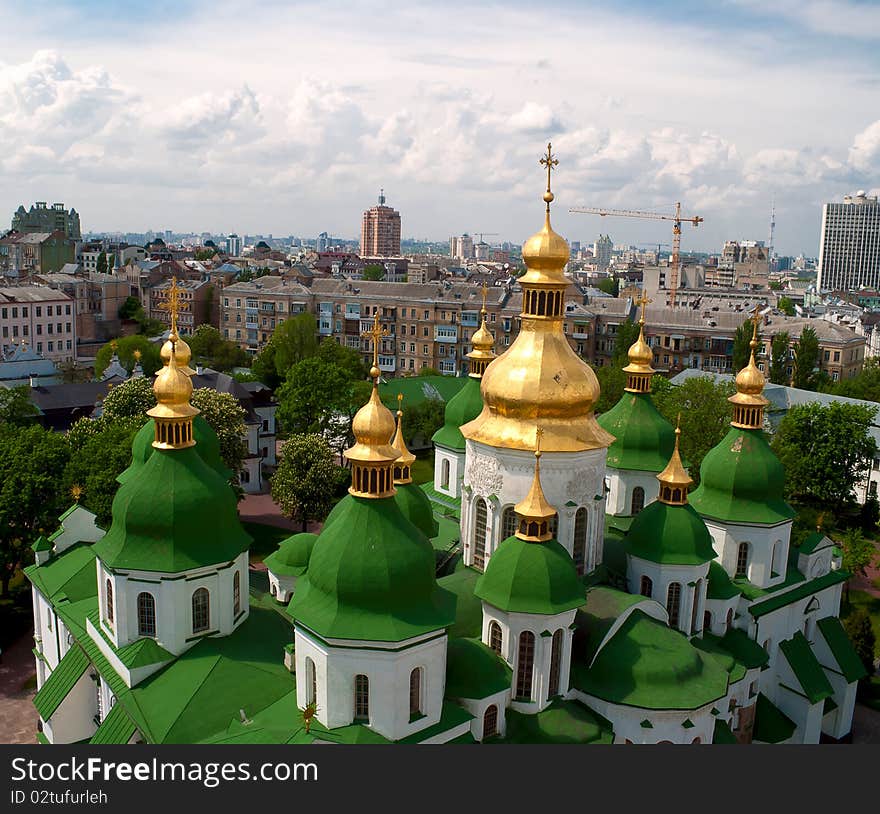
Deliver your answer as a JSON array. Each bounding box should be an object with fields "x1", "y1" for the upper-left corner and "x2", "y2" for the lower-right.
[
  {"x1": 508, "y1": 102, "x2": 563, "y2": 134},
  {"x1": 849, "y1": 119, "x2": 880, "y2": 172}
]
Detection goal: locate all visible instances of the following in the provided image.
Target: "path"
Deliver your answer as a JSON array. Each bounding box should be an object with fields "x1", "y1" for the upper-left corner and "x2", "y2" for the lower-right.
[
  {"x1": 239, "y1": 492, "x2": 324, "y2": 534},
  {"x1": 0, "y1": 626, "x2": 38, "y2": 744},
  {"x1": 852, "y1": 703, "x2": 880, "y2": 744}
]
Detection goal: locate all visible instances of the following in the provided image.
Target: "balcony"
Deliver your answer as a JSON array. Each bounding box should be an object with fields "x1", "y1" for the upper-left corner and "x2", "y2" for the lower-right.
[
  {"x1": 245, "y1": 321, "x2": 259, "y2": 330},
  {"x1": 434, "y1": 328, "x2": 458, "y2": 343}
]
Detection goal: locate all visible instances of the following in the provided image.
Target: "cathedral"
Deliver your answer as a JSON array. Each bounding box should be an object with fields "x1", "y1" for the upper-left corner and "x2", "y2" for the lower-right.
[{"x1": 25, "y1": 149, "x2": 865, "y2": 745}]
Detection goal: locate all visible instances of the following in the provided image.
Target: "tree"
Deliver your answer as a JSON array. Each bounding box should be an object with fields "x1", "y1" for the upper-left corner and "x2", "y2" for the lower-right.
[
  {"x1": 769, "y1": 281, "x2": 783, "y2": 291},
  {"x1": 772, "y1": 402, "x2": 878, "y2": 512},
  {"x1": 611, "y1": 319, "x2": 641, "y2": 364},
  {"x1": 842, "y1": 609, "x2": 876, "y2": 678},
  {"x1": 183, "y1": 325, "x2": 248, "y2": 372},
  {"x1": 653, "y1": 375, "x2": 735, "y2": 485},
  {"x1": 778, "y1": 297, "x2": 795, "y2": 316},
  {"x1": 190, "y1": 388, "x2": 248, "y2": 476},
  {"x1": 0, "y1": 424, "x2": 70, "y2": 596},
  {"x1": 732, "y1": 320, "x2": 753, "y2": 373},
  {"x1": 271, "y1": 434, "x2": 341, "y2": 531},
  {"x1": 792, "y1": 327, "x2": 820, "y2": 390},
  {"x1": 101, "y1": 376, "x2": 156, "y2": 420},
  {"x1": 194, "y1": 248, "x2": 217, "y2": 261},
  {"x1": 266, "y1": 312, "x2": 319, "y2": 382},
  {"x1": 860, "y1": 493, "x2": 880, "y2": 534},
  {"x1": 95, "y1": 336, "x2": 162, "y2": 378},
  {"x1": 276, "y1": 357, "x2": 355, "y2": 442},
  {"x1": 0, "y1": 385, "x2": 38, "y2": 425},
  {"x1": 769, "y1": 332, "x2": 790, "y2": 385},
  {"x1": 403, "y1": 398, "x2": 446, "y2": 446},
  {"x1": 418, "y1": 367, "x2": 442, "y2": 377},
  {"x1": 58, "y1": 360, "x2": 91, "y2": 384},
  {"x1": 362, "y1": 264, "x2": 385, "y2": 281},
  {"x1": 315, "y1": 339, "x2": 366, "y2": 382},
  {"x1": 831, "y1": 358, "x2": 880, "y2": 403},
  {"x1": 839, "y1": 529, "x2": 878, "y2": 603},
  {"x1": 251, "y1": 342, "x2": 281, "y2": 390},
  {"x1": 119, "y1": 296, "x2": 142, "y2": 320},
  {"x1": 96, "y1": 251, "x2": 108, "y2": 275},
  {"x1": 597, "y1": 277, "x2": 618, "y2": 297},
  {"x1": 593, "y1": 363, "x2": 626, "y2": 414}
]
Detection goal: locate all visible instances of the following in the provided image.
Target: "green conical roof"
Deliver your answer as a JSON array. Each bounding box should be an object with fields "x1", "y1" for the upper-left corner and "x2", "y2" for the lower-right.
[
  {"x1": 394, "y1": 482, "x2": 439, "y2": 539},
  {"x1": 118, "y1": 416, "x2": 231, "y2": 484},
  {"x1": 597, "y1": 392, "x2": 675, "y2": 472},
  {"x1": 94, "y1": 445, "x2": 251, "y2": 572},
  {"x1": 625, "y1": 500, "x2": 717, "y2": 565},
  {"x1": 263, "y1": 533, "x2": 317, "y2": 577},
  {"x1": 288, "y1": 495, "x2": 456, "y2": 642},
  {"x1": 432, "y1": 376, "x2": 483, "y2": 451},
  {"x1": 445, "y1": 637, "x2": 512, "y2": 700},
  {"x1": 475, "y1": 536, "x2": 584, "y2": 615},
  {"x1": 690, "y1": 426, "x2": 795, "y2": 525}
]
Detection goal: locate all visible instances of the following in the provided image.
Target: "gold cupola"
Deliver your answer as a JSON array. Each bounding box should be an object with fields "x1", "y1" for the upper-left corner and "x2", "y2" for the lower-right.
[
  {"x1": 158, "y1": 278, "x2": 196, "y2": 376},
  {"x1": 147, "y1": 341, "x2": 200, "y2": 449},
  {"x1": 623, "y1": 294, "x2": 656, "y2": 393},
  {"x1": 461, "y1": 144, "x2": 614, "y2": 453},
  {"x1": 514, "y1": 429, "x2": 558, "y2": 543},
  {"x1": 657, "y1": 417, "x2": 692, "y2": 505},
  {"x1": 729, "y1": 309, "x2": 769, "y2": 430},
  {"x1": 345, "y1": 314, "x2": 399, "y2": 498},
  {"x1": 391, "y1": 394, "x2": 416, "y2": 485},
  {"x1": 466, "y1": 285, "x2": 497, "y2": 378}
]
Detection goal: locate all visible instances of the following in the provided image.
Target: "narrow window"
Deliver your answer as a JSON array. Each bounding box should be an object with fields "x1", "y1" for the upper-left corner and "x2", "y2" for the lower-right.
[
  {"x1": 691, "y1": 579, "x2": 702, "y2": 633},
  {"x1": 233, "y1": 571, "x2": 241, "y2": 617},
  {"x1": 489, "y1": 621, "x2": 502, "y2": 654},
  {"x1": 515, "y1": 631, "x2": 535, "y2": 700},
  {"x1": 640, "y1": 575, "x2": 653, "y2": 598},
  {"x1": 192, "y1": 588, "x2": 210, "y2": 633},
  {"x1": 305, "y1": 657, "x2": 316, "y2": 706},
  {"x1": 105, "y1": 579, "x2": 114, "y2": 626},
  {"x1": 354, "y1": 674, "x2": 369, "y2": 721},
  {"x1": 631, "y1": 486, "x2": 645, "y2": 515},
  {"x1": 136, "y1": 592, "x2": 156, "y2": 638},
  {"x1": 548, "y1": 629, "x2": 563, "y2": 697},
  {"x1": 473, "y1": 498, "x2": 487, "y2": 570},
  {"x1": 726, "y1": 608, "x2": 734, "y2": 630},
  {"x1": 703, "y1": 611, "x2": 712, "y2": 634},
  {"x1": 501, "y1": 506, "x2": 517, "y2": 540},
  {"x1": 483, "y1": 705, "x2": 498, "y2": 739},
  {"x1": 441, "y1": 458, "x2": 450, "y2": 489},
  {"x1": 667, "y1": 583, "x2": 681, "y2": 629},
  {"x1": 573, "y1": 508, "x2": 588, "y2": 576},
  {"x1": 735, "y1": 542, "x2": 749, "y2": 579},
  {"x1": 409, "y1": 668, "x2": 422, "y2": 717}
]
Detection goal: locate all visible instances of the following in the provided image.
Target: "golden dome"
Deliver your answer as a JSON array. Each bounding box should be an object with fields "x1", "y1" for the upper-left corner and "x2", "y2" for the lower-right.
[
  {"x1": 657, "y1": 421, "x2": 692, "y2": 505},
  {"x1": 624, "y1": 324, "x2": 654, "y2": 374},
  {"x1": 347, "y1": 384, "x2": 398, "y2": 464},
  {"x1": 729, "y1": 314, "x2": 769, "y2": 429},
  {"x1": 514, "y1": 433, "x2": 557, "y2": 543},
  {"x1": 391, "y1": 396, "x2": 416, "y2": 470},
  {"x1": 160, "y1": 332, "x2": 196, "y2": 376},
  {"x1": 734, "y1": 350, "x2": 766, "y2": 397},
  {"x1": 520, "y1": 211, "x2": 570, "y2": 281},
  {"x1": 470, "y1": 316, "x2": 495, "y2": 354}
]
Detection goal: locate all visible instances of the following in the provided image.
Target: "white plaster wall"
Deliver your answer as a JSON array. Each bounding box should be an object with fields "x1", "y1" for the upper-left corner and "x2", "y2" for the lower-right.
[
  {"x1": 703, "y1": 518, "x2": 792, "y2": 590},
  {"x1": 605, "y1": 469, "x2": 660, "y2": 517},
  {"x1": 254, "y1": 405, "x2": 277, "y2": 466},
  {"x1": 703, "y1": 596, "x2": 740, "y2": 637},
  {"x1": 456, "y1": 691, "x2": 509, "y2": 741},
  {"x1": 626, "y1": 557, "x2": 710, "y2": 636},
  {"x1": 267, "y1": 572, "x2": 297, "y2": 603},
  {"x1": 433, "y1": 447, "x2": 464, "y2": 499},
  {"x1": 42, "y1": 669, "x2": 97, "y2": 744}
]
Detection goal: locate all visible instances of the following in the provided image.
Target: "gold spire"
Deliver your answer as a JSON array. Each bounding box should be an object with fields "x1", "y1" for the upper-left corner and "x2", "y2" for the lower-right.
[
  {"x1": 657, "y1": 415, "x2": 692, "y2": 505},
  {"x1": 147, "y1": 340, "x2": 199, "y2": 450},
  {"x1": 391, "y1": 393, "x2": 416, "y2": 484},
  {"x1": 623, "y1": 292, "x2": 655, "y2": 393},
  {"x1": 520, "y1": 143, "x2": 569, "y2": 282},
  {"x1": 467, "y1": 284, "x2": 496, "y2": 377},
  {"x1": 729, "y1": 306, "x2": 768, "y2": 430},
  {"x1": 159, "y1": 278, "x2": 196, "y2": 376},
  {"x1": 514, "y1": 429, "x2": 558, "y2": 542},
  {"x1": 345, "y1": 313, "x2": 398, "y2": 498}
]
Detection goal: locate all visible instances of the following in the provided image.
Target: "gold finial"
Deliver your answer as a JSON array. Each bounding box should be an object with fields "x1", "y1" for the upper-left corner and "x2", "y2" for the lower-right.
[
  {"x1": 816, "y1": 513, "x2": 825, "y2": 534},
  {"x1": 70, "y1": 484, "x2": 83, "y2": 503},
  {"x1": 481, "y1": 283, "x2": 489, "y2": 317},
  {"x1": 391, "y1": 392, "x2": 416, "y2": 484},
  {"x1": 749, "y1": 304, "x2": 761, "y2": 349},
  {"x1": 147, "y1": 339, "x2": 199, "y2": 449},
  {"x1": 635, "y1": 292, "x2": 653, "y2": 326},
  {"x1": 535, "y1": 426, "x2": 544, "y2": 457},
  {"x1": 468, "y1": 287, "x2": 497, "y2": 376},
  {"x1": 158, "y1": 277, "x2": 189, "y2": 338},
  {"x1": 657, "y1": 413, "x2": 692, "y2": 504},
  {"x1": 133, "y1": 349, "x2": 142, "y2": 361},
  {"x1": 729, "y1": 307, "x2": 768, "y2": 428},
  {"x1": 361, "y1": 312, "x2": 389, "y2": 380},
  {"x1": 540, "y1": 142, "x2": 558, "y2": 211},
  {"x1": 110, "y1": 339, "x2": 118, "y2": 352},
  {"x1": 513, "y1": 427, "x2": 557, "y2": 542}
]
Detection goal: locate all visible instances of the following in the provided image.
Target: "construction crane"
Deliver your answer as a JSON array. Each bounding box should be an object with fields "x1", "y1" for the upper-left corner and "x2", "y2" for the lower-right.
[
  {"x1": 569, "y1": 202, "x2": 703, "y2": 307},
  {"x1": 473, "y1": 232, "x2": 499, "y2": 244}
]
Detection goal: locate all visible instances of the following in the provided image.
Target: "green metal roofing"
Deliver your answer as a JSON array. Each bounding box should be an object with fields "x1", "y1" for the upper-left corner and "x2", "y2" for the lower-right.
[
  {"x1": 90, "y1": 703, "x2": 137, "y2": 744},
  {"x1": 706, "y1": 561, "x2": 741, "y2": 601},
  {"x1": 24, "y1": 544, "x2": 98, "y2": 604},
  {"x1": 33, "y1": 646, "x2": 90, "y2": 720},
  {"x1": 116, "y1": 636, "x2": 174, "y2": 670},
  {"x1": 571, "y1": 610, "x2": 730, "y2": 711},
  {"x1": 690, "y1": 426, "x2": 796, "y2": 525},
  {"x1": 32, "y1": 534, "x2": 52, "y2": 553},
  {"x1": 715, "y1": 627, "x2": 770, "y2": 669},
  {"x1": 474, "y1": 536, "x2": 585, "y2": 616},
  {"x1": 445, "y1": 638, "x2": 512, "y2": 700},
  {"x1": 779, "y1": 632, "x2": 834, "y2": 704},
  {"x1": 712, "y1": 718, "x2": 737, "y2": 743},
  {"x1": 379, "y1": 375, "x2": 467, "y2": 410},
  {"x1": 94, "y1": 445, "x2": 251, "y2": 573},
  {"x1": 578, "y1": 586, "x2": 649, "y2": 665},
  {"x1": 438, "y1": 566, "x2": 483, "y2": 639},
  {"x1": 263, "y1": 533, "x2": 317, "y2": 577},
  {"x1": 692, "y1": 635, "x2": 748, "y2": 684},
  {"x1": 625, "y1": 501, "x2": 717, "y2": 565},
  {"x1": 398, "y1": 702, "x2": 474, "y2": 744},
  {"x1": 816, "y1": 616, "x2": 868, "y2": 683},
  {"x1": 749, "y1": 569, "x2": 848, "y2": 618},
  {"x1": 419, "y1": 482, "x2": 461, "y2": 518},
  {"x1": 394, "y1": 482, "x2": 440, "y2": 539},
  {"x1": 502, "y1": 698, "x2": 613, "y2": 744},
  {"x1": 432, "y1": 375, "x2": 483, "y2": 451},
  {"x1": 289, "y1": 495, "x2": 456, "y2": 642},
  {"x1": 754, "y1": 693, "x2": 796, "y2": 743},
  {"x1": 799, "y1": 532, "x2": 834, "y2": 555},
  {"x1": 597, "y1": 391, "x2": 676, "y2": 472}
]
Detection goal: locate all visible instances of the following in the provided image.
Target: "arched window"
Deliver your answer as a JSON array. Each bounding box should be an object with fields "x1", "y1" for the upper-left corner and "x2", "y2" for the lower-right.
[
  {"x1": 666, "y1": 583, "x2": 681, "y2": 629},
  {"x1": 305, "y1": 657, "x2": 317, "y2": 706},
  {"x1": 771, "y1": 540, "x2": 784, "y2": 575},
  {"x1": 691, "y1": 579, "x2": 702, "y2": 633},
  {"x1": 762, "y1": 638, "x2": 771, "y2": 654},
  {"x1": 136, "y1": 592, "x2": 156, "y2": 638},
  {"x1": 726, "y1": 608, "x2": 734, "y2": 631},
  {"x1": 441, "y1": 458, "x2": 450, "y2": 490},
  {"x1": 631, "y1": 487, "x2": 645, "y2": 515},
  {"x1": 483, "y1": 705, "x2": 498, "y2": 739},
  {"x1": 270, "y1": 581, "x2": 277, "y2": 597},
  {"x1": 548, "y1": 629, "x2": 564, "y2": 698},
  {"x1": 233, "y1": 571, "x2": 241, "y2": 617},
  {"x1": 105, "y1": 579, "x2": 114, "y2": 626},
  {"x1": 409, "y1": 668, "x2": 422, "y2": 717},
  {"x1": 573, "y1": 508, "x2": 588, "y2": 576},
  {"x1": 515, "y1": 631, "x2": 535, "y2": 701},
  {"x1": 473, "y1": 498, "x2": 487, "y2": 570},
  {"x1": 735, "y1": 542, "x2": 750, "y2": 579},
  {"x1": 703, "y1": 611, "x2": 712, "y2": 634},
  {"x1": 501, "y1": 506, "x2": 517, "y2": 540},
  {"x1": 640, "y1": 575, "x2": 653, "y2": 598},
  {"x1": 192, "y1": 588, "x2": 210, "y2": 634},
  {"x1": 489, "y1": 621, "x2": 502, "y2": 655},
  {"x1": 692, "y1": 737, "x2": 702, "y2": 744},
  {"x1": 354, "y1": 674, "x2": 369, "y2": 722}
]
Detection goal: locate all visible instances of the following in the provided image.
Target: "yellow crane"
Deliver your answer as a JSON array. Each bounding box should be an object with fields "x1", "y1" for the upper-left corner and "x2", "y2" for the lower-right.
[{"x1": 569, "y1": 202, "x2": 703, "y2": 307}]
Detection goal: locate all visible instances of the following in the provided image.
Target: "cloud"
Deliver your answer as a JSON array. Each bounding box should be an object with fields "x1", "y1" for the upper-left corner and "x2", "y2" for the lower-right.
[
  {"x1": 508, "y1": 102, "x2": 563, "y2": 134},
  {"x1": 849, "y1": 119, "x2": 880, "y2": 172}
]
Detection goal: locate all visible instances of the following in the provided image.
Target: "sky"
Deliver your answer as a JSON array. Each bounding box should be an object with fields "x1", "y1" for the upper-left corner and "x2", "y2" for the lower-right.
[{"x1": 1, "y1": 0, "x2": 879, "y2": 255}]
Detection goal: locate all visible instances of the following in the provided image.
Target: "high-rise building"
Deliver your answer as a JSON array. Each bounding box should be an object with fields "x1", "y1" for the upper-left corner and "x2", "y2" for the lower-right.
[
  {"x1": 817, "y1": 191, "x2": 880, "y2": 292},
  {"x1": 11, "y1": 202, "x2": 81, "y2": 240},
  {"x1": 593, "y1": 234, "x2": 613, "y2": 270},
  {"x1": 449, "y1": 234, "x2": 475, "y2": 261},
  {"x1": 225, "y1": 233, "x2": 242, "y2": 256},
  {"x1": 360, "y1": 190, "x2": 401, "y2": 257},
  {"x1": 316, "y1": 232, "x2": 330, "y2": 253}
]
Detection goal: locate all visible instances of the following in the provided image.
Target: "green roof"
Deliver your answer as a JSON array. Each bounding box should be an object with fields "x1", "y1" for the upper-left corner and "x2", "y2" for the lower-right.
[
  {"x1": 779, "y1": 632, "x2": 834, "y2": 704},
  {"x1": 502, "y1": 698, "x2": 613, "y2": 744},
  {"x1": 445, "y1": 638, "x2": 512, "y2": 700},
  {"x1": 394, "y1": 482, "x2": 439, "y2": 539},
  {"x1": 475, "y1": 536, "x2": 585, "y2": 616},
  {"x1": 625, "y1": 500, "x2": 717, "y2": 565},
  {"x1": 690, "y1": 427, "x2": 796, "y2": 524},
  {"x1": 32, "y1": 534, "x2": 52, "y2": 553},
  {"x1": 754, "y1": 693, "x2": 796, "y2": 743},
  {"x1": 799, "y1": 532, "x2": 834, "y2": 555},
  {"x1": 90, "y1": 703, "x2": 137, "y2": 744},
  {"x1": 692, "y1": 635, "x2": 748, "y2": 684},
  {"x1": 33, "y1": 645, "x2": 90, "y2": 720},
  {"x1": 289, "y1": 495, "x2": 456, "y2": 642},
  {"x1": 597, "y1": 391, "x2": 676, "y2": 472},
  {"x1": 715, "y1": 627, "x2": 770, "y2": 669},
  {"x1": 572, "y1": 610, "x2": 730, "y2": 711},
  {"x1": 263, "y1": 533, "x2": 317, "y2": 577},
  {"x1": 706, "y1": 561, "x2": 741, "y2": 600},
  {"x1": 116, "y1": 636, "x2": 174, "y2": 670},
  {"x1": 380, "y1": 375, "x2": 467, "y2": 410},
  {"x1": 94, "y1": 445, "x2": 251, "y2": 573},
  {"x1": 438, "y1": 567, "x2": 483, "y2": 639},
  {"x1": 432, "y1": 375, "x2": 483, "y2": 451},
  {"x1": 816, "y1": 616, "x2": 869, "y2": 683},
  {"x1": 420, "y1": 482, "x2": 461, "y2": 518},
  {"x1": 578, "y1": 586, "x2": 649, "y2": 664},
  {"x1": 24, "y1": 544, "x2": 98, "y2": 604},
  {"x1": 712, "y1": 718, "x2": 737, "y2": 743},
  {"x1": 749, "y1": 569, "x2": 848, "y2": 618}
]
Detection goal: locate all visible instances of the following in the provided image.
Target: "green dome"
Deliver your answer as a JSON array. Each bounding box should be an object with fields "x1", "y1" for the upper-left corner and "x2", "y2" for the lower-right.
[
  {"x1": 625, "y1": 500, "x2": 717, "y2": 565},
  {"x1": 432, "y1": 376, "x2": 483, "y2": 451},
  {"x1": 263, "y1": 532, "x2": 317, "y2": 577},
  {"x1": 394, "y1": 482, "x2": 439, "y2": 539},
  {"x1": 445, "y1": 637, "x2": 512, "y2": 700},
  {"x1": 288, "y1": 495, "x2": 456, "y2": 642},
  {"x1": 475, "y1": 536, "x2": 584, "y2": 615},
  {"x1": 94, "y1": 446, "x2": 251, "y2": 573},
  {"x1": 690, "y1": 427, "x2": 795, "y2": 525},
  {"x1": 597, "y1": 392, "x2": 675, "y2": 472},
  {"x1": 118, "y1": 416, "x2": 231, "y2": 484}
]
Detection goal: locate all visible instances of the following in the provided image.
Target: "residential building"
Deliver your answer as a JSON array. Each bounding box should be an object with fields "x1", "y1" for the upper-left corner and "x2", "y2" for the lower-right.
[
  {"x1": 593, "y1": 234, "x2": 613, "y2": 270},
  {"x1": 450, "y1": 234, "x2": 475, "y2": 261},
  {"x1": 817, "y1": 191, "x2": 880, "y2": 292},
  {"x1": 0, "y1": 286, "x2": 76, "y2": 363},
  {"x1": 148, "y1": 278, "x2": 220, "y2": 333},
  {"x1": 0, "y1": 231, "x2": 76, "y2": 276},
  {"x1": 11, "y1": 202, "x2": 81, "y2": 239},
  {"x1": 225, "y1": 234, "x2": 243, "y2": 256},
  {"x1": 360, "y1": 190, "x2": 401, "y2": 257},
  {"x1": 34, "y1": 271, "x2": 129, "y2": 341}
]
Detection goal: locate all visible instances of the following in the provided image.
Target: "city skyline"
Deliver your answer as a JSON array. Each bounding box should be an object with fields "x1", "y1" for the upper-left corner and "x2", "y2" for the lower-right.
[{"x1": 1, "y1": 0, "x2": 879, "y2": 254}]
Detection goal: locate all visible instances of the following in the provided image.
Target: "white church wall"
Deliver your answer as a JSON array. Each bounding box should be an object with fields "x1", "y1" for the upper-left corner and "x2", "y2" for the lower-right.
[
  {"x1": 626, "y1": 557, "x2": 710, "y2": 636},
  {"x1": 433, "y1": 447, "x2": 464, "y2": 499},
  {"x1": 605, "y1": 469, "x2": 660, "y2": 518},
  {"x1": 704, "y1": 519, "x2": 792, "y2": 590},
  {"x1": 42, "y1": 669, "x2": 97, "y2": 745}
]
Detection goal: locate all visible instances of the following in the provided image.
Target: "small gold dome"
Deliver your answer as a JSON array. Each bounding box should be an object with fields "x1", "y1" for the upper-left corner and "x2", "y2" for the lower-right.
[
  {"x1": 624, "y1": 325, "x2": 654, "y2": 373},
  {"x1": 391, "y1": 398, "x2": 416, "y2": 469},
  {"x1": 520, "y1": 211, "x2": 570, "y2": 280},
  {"x1": 346, "y1": 384, "x2": 399, "y2": 464},
  {"x1": 657, "y1": 423, "x2": 692, "y2": 504},
  {"x1": 735, "y1": 350, "x2": 765, "y2": 396},
  {"x1": 471, "y1": 317, "x2": 495, "y2": 353},
  {"x1": 147, "y1": 351, "x2": 199, "y2": 421},
  {"x1": 160, "y1": 333, "x2": 196, "y2": 376},
  {"x1": 514, "y1": 434, "x2": 558, "y2": 543}
]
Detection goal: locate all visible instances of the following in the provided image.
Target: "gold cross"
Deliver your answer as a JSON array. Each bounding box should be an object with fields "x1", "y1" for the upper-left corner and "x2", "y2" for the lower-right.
[
  {"x1": 481, "y1": 283, "x2": 488, "y2": 316},
  {"x1": 535, "y1": 426, "x2": 544, "y2": 457},
  {"x1": 158, "y1": 277, "x2": 189, "y2": 336},
  {"x1": 540, "y1": 143, "x2": 558, "y2": 195},
  {"x1": 361, "y1": 312, "x2": 389, "y2": 375},
  {"x1": 635, "y1": 292, "x2": 653, "y2": 325},
  {"x1": 750, "y1": 304, "x2": 761, "y2": 345}
]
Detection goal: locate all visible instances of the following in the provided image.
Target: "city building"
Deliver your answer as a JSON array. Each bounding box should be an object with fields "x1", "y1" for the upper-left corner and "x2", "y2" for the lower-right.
[
  {"x1": 0, "y1": 286, "x2": 76, "y2": 363},
  {"x1": 148, "y1": 278, "x2": 220, "y2": 332},
  {"x1": 593, "y1": 234, "x2": 613, "y2": 271},
  {"x1": 225, "y1": 234, "x2": 243, "y2": 256},
  {"x1": 450, "y1": 234, "x2": 475, "y2": 261},
  {"x1": 0, "y1": 342, "x2": 60, "y2": 387},
  {"x1": 817, "y1": 191, "x2": 880, "y2": 292},
  {"x1": 360, "y1": 190, "x2": 401, "y2": 257},
  {"x1": 11, "y1": 202, "x2": 81, "y2": 240},
  {"x1": 33, "y1": 271, "x2": 129, "y2": 342},
  {"x1": 0, "y1": 231, "x2": 76, "y2": 276}
]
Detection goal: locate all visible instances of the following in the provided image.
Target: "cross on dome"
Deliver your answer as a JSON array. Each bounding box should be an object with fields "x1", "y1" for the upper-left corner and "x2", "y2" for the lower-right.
[
  {"x1": 635, "y1": 292, "x2": 653, "y2": 325},
  {"x1": 361, "y1": 312, "x2": 389, "y2": 379},
  {"x1": 539, "y1": 142, "x2": 559, "y2": 210},
  {"x1": 159, "y1": 277, "x2": 189, "y2": 338}
]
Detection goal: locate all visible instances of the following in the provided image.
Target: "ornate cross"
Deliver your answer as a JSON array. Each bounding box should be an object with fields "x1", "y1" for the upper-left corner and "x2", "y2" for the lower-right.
[
  {"x1": 635, "y1": 292, "x2": 653, "y2": 325},
  {"x1": 540, "y1": 143, "x2": 558, "y2": 195},
  {"x1": 361, "y1": 311, "x2": 389, "y2": 374},
  {"x1": 535, "y1": 426, "x2": 544, "y2": 457},
  {"x1": 158, "y1": 277, "x2": 188, "y2": 336},
  {"x1": 749, "y1": 304, "x2": 761, "y2": 346}
]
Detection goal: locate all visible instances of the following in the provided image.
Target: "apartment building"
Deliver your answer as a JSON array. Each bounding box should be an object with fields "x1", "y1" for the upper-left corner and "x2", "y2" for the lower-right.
[
  {"x1": 360, "y1": 190, "x2": 401, "y2": 257},
  {"x1": 148, "y1": 278, "x2": 220, "y2": 333},
  {"x1": 11, "y1": 202, "x2": 81, "y2": 240},
  {"x1": 33, "y1": 270, "x2": 129, "y2": 341},
  {"x1": 817, "y1": 191, "x2": 880, "y2": 292},
  {"x1": 0, "y1": 231, "x2": 75, "y2": 276},
  {"x1": 221, "y1": 277, "x2": 312, "y2": 351},
  {"x1": 0, "y1": 286, "x2": 76, "y2": 363}
]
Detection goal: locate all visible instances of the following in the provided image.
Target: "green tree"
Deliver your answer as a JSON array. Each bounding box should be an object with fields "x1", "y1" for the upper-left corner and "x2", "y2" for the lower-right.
[
  {"x1": 0, "y1": 424, "x2": 70, "y2": 596},
  {"x1": 832, "y1": 358, "x2": 880, "y2": 402},
  {"x1": 58, "y1": 360, "x2": 91, "y2": 384},
  {"x1": 839, "y1": 529, "x2": 878, "y2": 603},
  {"x1": 769, "y1": 281, "x2": 783, "y2": 291},
  {"x1": 0, "y1": 385, "x2": 39, "y2": 425},
  {"x1": 315, "y1": 339, "x2": 366, "y2": 381},
  {"x1": 860, "y1": 493, "x2": 880, "y2": 534},
  {"x1": 101, "y1": 377, "x2": 156, "y2": 420},
  {"x1": 194, "y1": 248, "x2": 217, "y2": 261},
  {"x1": 184, "y1": 325, "x2": 248, "y2": 372},
  {"x1": 251, "y1": 342, "x2": 280, "y2": 390},
  {"x1": 271, "y1": 433, "x2": 341, "y2": 531},
  {"x1": 593, "y1": 363, "x2": 626, "y2": 414},
  {"x1": 611, "y1": 319, "x2": 641, "y2": 364},
  {"x1": 792, "y1": 327, "x2": 820, "y2": 390},
  {"x1": 772, "y1": 402, "x2": 878, "y2": 512},
  {"x1": 732, "y1": 320, "x2": 753, "y2": 373},
  {"x1": 362, "y1": 264, "x2": 385, "y2": 281},
  {"x1": 597, "y1": 277, "x2": 618, "y2": 297},
  {"x1": 842, "y1": 609, "x2": 876, "y2": 677},
  {"x1": 276, "y1": 357, "x2": 354, "y2": 441},
  {"x1": 268, "y1": 312, "x2": 320, "y2": 382},
  {"x1": 652, "y1": 375, "x2": 735, "y2": 485},
  {"x1": 118, "y1": 296, "x2": 142, "y2": 320},
  {"x1": 95, "y1": 336, "x2": 162, "y2": 378},
  {"x1": 778, "y1": 297, "x2": 795, "y2": 316},
  {"x1": 418, "y1": 367, "x2": 442, "y2": 377},
  {"x1": 769, "y1": 331, "x2": 790, "y2": 385},
  {"x1": 96, "y1": 251, "x2": 108, "y2": 275},
  {"x1": 403, "y1": 398, "x2": 446, "y2": 445},
  {"x1": 190, "y1": 388, "x2": 248, "y2": 476}
]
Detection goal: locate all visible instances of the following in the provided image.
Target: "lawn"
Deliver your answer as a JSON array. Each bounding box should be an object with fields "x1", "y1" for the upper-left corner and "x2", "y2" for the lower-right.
[
  {"x1": 244, "y1": 522, "x2": 292, "y2": 564},
  {"x1": 411, "y1": 452, "x2": 434, "y2": 485}
]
